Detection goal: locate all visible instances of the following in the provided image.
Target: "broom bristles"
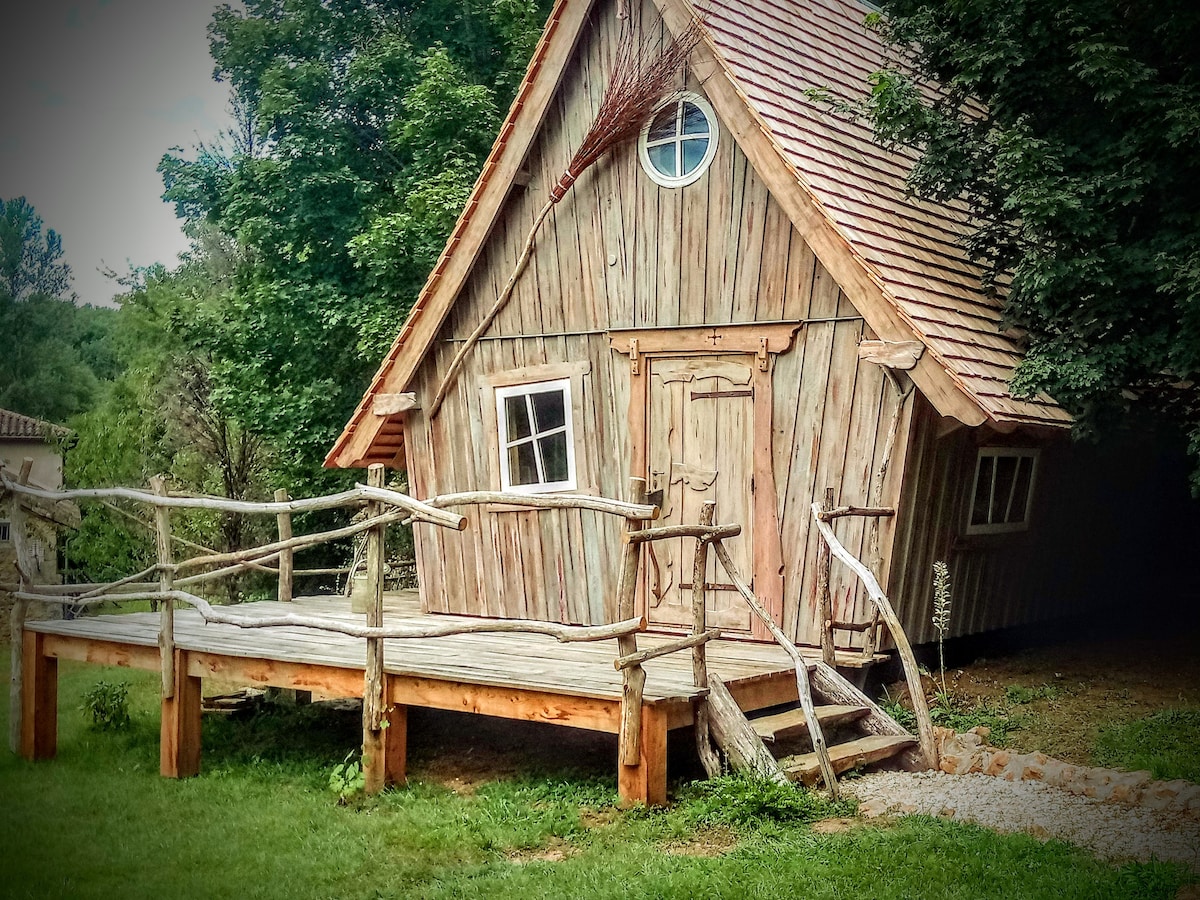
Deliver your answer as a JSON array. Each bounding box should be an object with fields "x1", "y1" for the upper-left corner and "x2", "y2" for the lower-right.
[{"x1": 551, "y1": 20, "x2": 702, "y2": 198}]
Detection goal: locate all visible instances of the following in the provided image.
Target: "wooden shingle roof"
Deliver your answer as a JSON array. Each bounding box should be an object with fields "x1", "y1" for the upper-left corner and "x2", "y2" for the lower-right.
[
  {"x1": 326, "y1": 0, "x2": 1067, "y2": 469},
  {"x1": 689, "y1": 0, "x2": 1068, "y2": 427}
]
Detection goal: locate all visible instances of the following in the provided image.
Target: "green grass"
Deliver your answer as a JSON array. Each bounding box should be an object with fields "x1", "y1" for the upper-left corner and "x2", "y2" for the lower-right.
[
  {"x1": 0, "y1": 653, "x2": 1193, "y2": 899},
  {"x1": 1094, "y1": 709, "x2": 1200, "y2": 782}
]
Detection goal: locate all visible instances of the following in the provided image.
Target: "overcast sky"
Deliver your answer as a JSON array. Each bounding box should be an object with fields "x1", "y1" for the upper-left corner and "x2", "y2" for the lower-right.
[{"x1": 0, "y1": 0, "x2": 231, "y2": 307}]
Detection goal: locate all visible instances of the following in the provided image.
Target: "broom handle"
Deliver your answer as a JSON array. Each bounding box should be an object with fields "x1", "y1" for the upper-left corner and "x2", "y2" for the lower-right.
[{"x1": 429, "y1": 195, "x2": 558, "y2": 419}]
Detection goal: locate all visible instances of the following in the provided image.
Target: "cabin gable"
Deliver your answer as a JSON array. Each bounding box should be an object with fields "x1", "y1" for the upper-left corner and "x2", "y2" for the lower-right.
[{"x1": 389, "y1": 0, "x2": 914, "y2": 639}]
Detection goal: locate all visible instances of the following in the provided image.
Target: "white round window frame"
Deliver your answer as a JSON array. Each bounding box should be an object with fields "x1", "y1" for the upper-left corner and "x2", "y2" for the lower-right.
[{"x1": 637, "y1": 92, "x2": 719, "y2": 189}]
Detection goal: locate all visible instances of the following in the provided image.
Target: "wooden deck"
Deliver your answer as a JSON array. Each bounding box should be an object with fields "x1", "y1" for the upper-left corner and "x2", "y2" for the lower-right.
[{"x1": 18, "y1": 591, "x2": 822, "y2": 805}]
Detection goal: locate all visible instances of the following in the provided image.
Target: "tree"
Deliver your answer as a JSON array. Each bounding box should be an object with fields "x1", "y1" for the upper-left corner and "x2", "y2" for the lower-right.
[
  {"x1": 858, "y1": 1, "x2": 1200, "y2": 474},
  {"x1": 0, "y1": 196, "x2": 111, "y2": 423},
  {"x1": 65, "y1": 259, "x2": 278, "y2": 593},
  {"x1": 156, "y1": 0, "x2": 550, "y2": 491},
  {"x1": 0, "y1": 196, "x2": 73, "y2": 301}
]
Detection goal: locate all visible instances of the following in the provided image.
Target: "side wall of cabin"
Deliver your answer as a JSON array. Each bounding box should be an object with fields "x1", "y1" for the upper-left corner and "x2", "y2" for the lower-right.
[
  {"x1": 885, "y1": 396, "x2": 1087, "y2": 643},
  {"x1": 401, "y1": 0, "x2": 905, "y2": 638}
]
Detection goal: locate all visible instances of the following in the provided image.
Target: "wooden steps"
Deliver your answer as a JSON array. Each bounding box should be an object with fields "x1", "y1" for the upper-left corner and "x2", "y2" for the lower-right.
[
  {"x1": 724, "y1": 660, "x2": 922, "y2": 789},
  {"x1": 782, "y1": 735, "x2": 918, "y2": 785},
  {"x1": 751, "y1": 704, "x2": 869, "y2": 743}
]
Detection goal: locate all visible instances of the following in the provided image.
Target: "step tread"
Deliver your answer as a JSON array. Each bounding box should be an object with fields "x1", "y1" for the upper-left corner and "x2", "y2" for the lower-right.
[
  {"x1": 783, "y1": 734, "x2": 918, "y2": 784},
  {"x1": 751, "y1": 704, "x2": 869, "y2": 742}
]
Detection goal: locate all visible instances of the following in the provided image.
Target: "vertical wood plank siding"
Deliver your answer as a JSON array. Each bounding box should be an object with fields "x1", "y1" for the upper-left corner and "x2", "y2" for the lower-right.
[
  {"x1": 409, "y1": 0, "x2": 897, "y2": 634},
  {"x1": 884, "y1": 396, "x2": 1085, "y2": 644}
]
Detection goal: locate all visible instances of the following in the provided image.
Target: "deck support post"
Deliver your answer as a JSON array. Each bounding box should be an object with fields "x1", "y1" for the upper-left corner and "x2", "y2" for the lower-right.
[
  {"x1": 616, "y1": 477, "x2": 647, "y2": 766},
  {"x1": 382, "y1": 699, "x2": 408, "y2": 787},
  {"x1": 617, "y1": 703, "x2": 668, "y2": 807},
  {"x1": 8, "y1": 457, "x2": 34, "y2": 754},
  {"x1": 160, "y1": 649, "x2": 202, "y2": 778},
  {"x1": 362, "y1": 463, "x2": 388, "y2": 794},
  {"x1": 19, "y1": 630, "x2": 57, "y2": 760}
]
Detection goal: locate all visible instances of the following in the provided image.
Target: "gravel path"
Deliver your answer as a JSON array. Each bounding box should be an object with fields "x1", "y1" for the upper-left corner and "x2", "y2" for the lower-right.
[{"x1": 844, "y1": 770, "x2": 1200, "y2": 871}]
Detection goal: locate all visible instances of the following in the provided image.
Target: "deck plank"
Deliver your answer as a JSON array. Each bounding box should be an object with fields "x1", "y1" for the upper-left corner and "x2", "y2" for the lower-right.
[{"x1": 29, "y1": 594, "x2": 803, "y2": 703}]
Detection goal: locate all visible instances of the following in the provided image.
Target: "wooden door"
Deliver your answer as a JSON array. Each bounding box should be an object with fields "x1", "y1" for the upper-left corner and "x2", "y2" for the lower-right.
[{"x1": 645, "y1": 356, "x2": 755, "y2": 633}]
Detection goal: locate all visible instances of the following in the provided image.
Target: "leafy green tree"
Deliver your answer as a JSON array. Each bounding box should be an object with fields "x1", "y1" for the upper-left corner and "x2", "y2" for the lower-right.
[
  {"x1": 65, "y1": 259, "x2": 278, "y2": 593},
  {"x1": 0, "y1": 292, "x2": 103, "y2": 422},
  {"x1": 156, "y1": 0, "x2": 549, "y2": 490},
  {"x1": 0, "y1": 196, "x2": 73, "y2": 301},
  {"x1": 859, "y1": 1, "x2": 1200, "y2": 471},
  {"x1": 0, "y1": 196, "x2": 114, "y2": 423}
]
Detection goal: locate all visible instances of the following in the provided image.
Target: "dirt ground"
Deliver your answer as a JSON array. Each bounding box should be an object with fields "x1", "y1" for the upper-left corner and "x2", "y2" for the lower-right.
[{"x1": 887, "y1": 626, "x2": 1200, "y2": 765}]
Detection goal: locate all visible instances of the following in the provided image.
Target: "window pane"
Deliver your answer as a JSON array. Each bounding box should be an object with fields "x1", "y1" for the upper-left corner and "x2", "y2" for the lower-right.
[
  {"x1": 504, "y1": 394, "x2": 532, "y2": 440},
  {"x1": 991, "y1": 456, "x2": 1018, "y2": 523},
  {"x1": 508, "y1": 440, "x2": 540, "y2": 486},
  {"x1": 648, "y1": 143, "x2": 677, "y2": 177},
  {"x1": 1008, "y1": 458, "x2": 1032, "y2": 523},
  {"x1": 681, "y1": 137, "x2": 709, "y2": 175},
  {"x1": 681, "y1": 101, "x2": 709, "y2": 135},
  {"x1": 530, "y1": 388, "x2": 566, "y2": 432},
  {"x1": 970, "y1": 456, "x2": 994, "y2": 526},
  {"x1": 648, "y1": 104, "x2": 679, "y2": 142},
  {"x1": 538, "y1": 431, "x2": 570, "y2": 483}
]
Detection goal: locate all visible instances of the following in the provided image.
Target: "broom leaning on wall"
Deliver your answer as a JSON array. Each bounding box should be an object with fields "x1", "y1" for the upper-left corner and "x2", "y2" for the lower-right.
[{"x1": 428, "y1": 19, "x2": 702, "y2": 418}]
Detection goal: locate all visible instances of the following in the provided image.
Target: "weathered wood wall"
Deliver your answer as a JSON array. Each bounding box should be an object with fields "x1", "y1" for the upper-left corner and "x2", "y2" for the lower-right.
[
  {"x1": 883, "y1": 396, "x2": 1085, "y2": 644},
  {"x1": 401, "y1": 0, "x2": 907, "y2": 635}
]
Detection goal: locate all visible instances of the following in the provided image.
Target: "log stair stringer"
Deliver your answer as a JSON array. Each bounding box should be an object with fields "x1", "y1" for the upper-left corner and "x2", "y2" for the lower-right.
[{"x1": 718, "y1": 658, "x2": 922, "y2": 788}]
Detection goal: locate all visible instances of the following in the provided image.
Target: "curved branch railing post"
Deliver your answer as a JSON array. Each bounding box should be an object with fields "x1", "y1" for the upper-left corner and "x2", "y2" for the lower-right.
[
  {"x1": 362, "y1": 464, "x2": 389, "y2": 792},
  {"x1": 150, "y1": 476, "x2": 175, "y2": 699},
  {"x1": 707, "y1": 538, "x2": 840, "y2": 797},
  {"x1": 809, "y1": 502, "x2": 936, "y2": 769}
]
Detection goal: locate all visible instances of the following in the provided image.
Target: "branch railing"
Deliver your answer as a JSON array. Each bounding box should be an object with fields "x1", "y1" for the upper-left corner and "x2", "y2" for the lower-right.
[
  {"x1": 616, "y1": 500, "x2": 840, "y2": 796},
  {"x1": 3, "y1": 459, "x2": 934, "y2": 792},
  {"x1": 2, "y1": 463, "x2": 663, "y2": 790},
  {"x1": 810, "y1": 496, "x2": 936, "y2": 769}
]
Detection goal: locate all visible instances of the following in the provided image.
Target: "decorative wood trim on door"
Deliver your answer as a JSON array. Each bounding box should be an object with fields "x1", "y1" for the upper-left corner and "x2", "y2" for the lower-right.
[{"x1": 752, "y1": 362, "x2": 784, "y2": 640}]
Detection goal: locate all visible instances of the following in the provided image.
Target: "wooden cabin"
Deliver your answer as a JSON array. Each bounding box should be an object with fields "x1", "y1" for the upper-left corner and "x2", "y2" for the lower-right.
[{"x1": 326, "y1": 0, "x2": 1086, "y2": 653}]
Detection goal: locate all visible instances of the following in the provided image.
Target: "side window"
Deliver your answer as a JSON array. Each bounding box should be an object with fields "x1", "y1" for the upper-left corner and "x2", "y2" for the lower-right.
[
  {"x1": 0, "y1": 520, "x2": 10, "y2": 542},
  {"x1": 967, "y1": 448, "x2": 1038, "y2": 534},
  {"x1": 495, "y1": 379, "x2": 576, "y2": 493}
]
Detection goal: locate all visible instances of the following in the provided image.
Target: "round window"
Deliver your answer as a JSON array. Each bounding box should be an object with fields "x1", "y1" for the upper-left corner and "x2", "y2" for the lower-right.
[{"x1": 637, "y1": 92, "x2": 719, "y2": 188}]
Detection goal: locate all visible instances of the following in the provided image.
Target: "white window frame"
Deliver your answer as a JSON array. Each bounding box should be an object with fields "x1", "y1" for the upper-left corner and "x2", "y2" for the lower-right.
[
  {"x1": 495, "y1": 378, "x2": 577, "y2": 494},
  {"x1": 966, "y1": 447, "x2": 1039, "y2": 535},
  {"x1": 637, "y1": 91, "x2": 719, "y2": 188}
]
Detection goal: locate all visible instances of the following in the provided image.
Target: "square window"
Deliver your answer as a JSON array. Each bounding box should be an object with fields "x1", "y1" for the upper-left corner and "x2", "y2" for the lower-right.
[
  {"x1": 495, "y1": 379, "x2": 577, "y2": 493},
  {"x1": 966, "y1": 448, "x2": 1038, "y2": 534}
]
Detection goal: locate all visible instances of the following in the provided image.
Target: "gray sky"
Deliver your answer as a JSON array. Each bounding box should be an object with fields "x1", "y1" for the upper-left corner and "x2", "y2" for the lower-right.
[{"x1": 0, "y1": 0, "x2": 231, "y2": 307}]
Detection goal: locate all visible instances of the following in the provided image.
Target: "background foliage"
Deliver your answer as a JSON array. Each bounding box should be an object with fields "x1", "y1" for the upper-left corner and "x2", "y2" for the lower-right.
[{"x1": 2, "y1": 1, "x2": 550, "y2": 583}]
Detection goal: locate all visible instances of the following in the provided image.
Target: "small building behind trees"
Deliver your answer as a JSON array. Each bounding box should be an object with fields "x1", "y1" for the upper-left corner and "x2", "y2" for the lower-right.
[{"x1": 1, "y1": 408, "x2": 71, "y2": 635}]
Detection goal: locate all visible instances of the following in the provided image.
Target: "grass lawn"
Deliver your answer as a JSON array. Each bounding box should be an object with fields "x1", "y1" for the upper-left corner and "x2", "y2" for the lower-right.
[{"x1": 0, "y1": 651, "x2": 1193, "y2": 899}]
